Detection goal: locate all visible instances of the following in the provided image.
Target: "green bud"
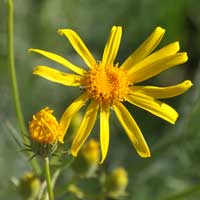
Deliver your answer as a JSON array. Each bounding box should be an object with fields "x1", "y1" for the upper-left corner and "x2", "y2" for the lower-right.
[
  {"x1": 105, "y1": 167, "x2": 128, "y2": 198},
  {"x1": 72, "y1": 139, "x2": 100, "y2": 177},
  {"x1": 18, "y1": 172, "x2": 41, "y2": 199},
  {"x1": 31, "y1": 141, "x2": 58, "y2": 157}
]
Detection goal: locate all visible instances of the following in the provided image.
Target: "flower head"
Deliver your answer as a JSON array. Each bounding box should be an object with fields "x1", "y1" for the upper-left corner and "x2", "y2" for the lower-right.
[
  {"x1": 29, "y1": 107, "x2": 61, "y2": 156},
  {"x1": 29, "y1": 107, "x2": 60, "y2": 144},
  {"x1": 80, "y1": 139, "x2": 100, "y2": 164},
  {"x1": 29, "y1": 26, "x2": 192, "y2": 163}
]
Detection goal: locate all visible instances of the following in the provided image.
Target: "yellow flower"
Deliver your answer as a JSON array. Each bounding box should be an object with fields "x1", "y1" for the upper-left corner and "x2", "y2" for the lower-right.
[
  {"x1": 29, "y1": 107, "x2": 60, "y2": 144},
  {"x1": 29, "y1": 26, "x2": 192, "y2": 163}
]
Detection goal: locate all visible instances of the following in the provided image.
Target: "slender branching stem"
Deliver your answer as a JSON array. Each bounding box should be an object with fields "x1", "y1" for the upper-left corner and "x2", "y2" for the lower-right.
[
  {"x1": 44, "y1": 157, "x2": 54, "y2": 200},
  {"x1": 6, "y1": 0, "x2": 40, "y2": 174}
]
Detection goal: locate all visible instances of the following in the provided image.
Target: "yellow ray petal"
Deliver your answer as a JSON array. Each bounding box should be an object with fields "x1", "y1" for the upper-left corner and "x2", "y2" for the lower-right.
[
  {"x1": 132, "y1": 80, "x2": 193, "y2": 99},
  {"x1": 113, "y1": 103, "x2": 150, "y2": 158},
  {"x1": 28, "y1": 48, "x2": 85, "y2": 75},
  {"x1": 33, "y1": 66, "x2": 81, "y2": 86},
  {"x1": 126, "y1": 92, "x2": 178, "y2": 124},
  {"x1": 126, "y1": 41, "x2": 180, "y2": 78},
  {"x1": 102, "y1": 26, "x2": 122, "y2": 66},
  {"x1": 128, "y1": 52, "x2": 187, "y2": 83},
  {"x1": 58, "y1": 29, "x2": 96, "y2": 69},
  {"x1": 100, "y1": 104, "x2": 110, "y2": 164},
  {"x1": 71, "y1": 101, "x2": 99, "y2": 156},
  {"x1": 121, "y1": 27, "x2": 165, "y2": 70},
  {"x1": 58, "y1": 94, "x2": 88, "y2": 143}
]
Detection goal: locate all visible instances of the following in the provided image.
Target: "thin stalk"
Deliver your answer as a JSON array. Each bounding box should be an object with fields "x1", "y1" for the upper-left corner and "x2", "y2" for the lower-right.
[
  {"x1": 7, "y1": 0, "x2": 27, "y2": 143},
  {"x1": 43, "y1": 169, "x2": 61, "y2": 200},
  {"x1": 7, "y1": 0, "x2": 40, "y2": 174},
  {"x1": 44, "y1": 157, "x2": 54, "y2": 200}
]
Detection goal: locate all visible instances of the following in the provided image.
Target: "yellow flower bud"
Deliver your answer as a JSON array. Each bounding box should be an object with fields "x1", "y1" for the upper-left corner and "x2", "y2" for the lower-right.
[
  {"x1": 18, "y1": 172, "x2": 41, "y2": 199},
  {"x1": 81, "y1": 139, "x2": 100, "y2": 164},
  {"x1": 72, "y1": 139, "x2": 100, "y2": 177},
  {"x1": 29, "y1": 107, "x2": 59, "y2": 144},
  {"x1": 105, "y1": 167, "x2": 128, "y2": 198},
  {"x1": 29, "y1": 107, "x2": 60, "y2": 156}
]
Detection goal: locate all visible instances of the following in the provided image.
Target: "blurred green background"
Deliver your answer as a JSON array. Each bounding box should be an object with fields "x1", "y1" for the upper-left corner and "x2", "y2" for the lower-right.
[{"x1": 1, "y1": 0, "x2": 200, "y2": 199}]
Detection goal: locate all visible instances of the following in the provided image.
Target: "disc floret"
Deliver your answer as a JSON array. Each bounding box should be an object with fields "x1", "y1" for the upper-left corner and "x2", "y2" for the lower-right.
[{"x1": 81, "y1": 63, "x2": 130, "y2": 105}]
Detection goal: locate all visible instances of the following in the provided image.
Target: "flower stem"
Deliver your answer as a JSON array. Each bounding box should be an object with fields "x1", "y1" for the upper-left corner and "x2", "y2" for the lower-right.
[
  {"x1": 44, "y1": 157, "x2": 54, "y2": 200},
  {"x1": 6, "y1": 0, "x2": 40, "y2": 174},
  {"x1": 7, "y1": 0, "x2": 27, "y2": 143}
]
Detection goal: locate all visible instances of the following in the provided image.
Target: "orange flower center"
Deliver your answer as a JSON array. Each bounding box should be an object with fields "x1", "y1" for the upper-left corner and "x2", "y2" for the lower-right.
[
  {"x1": 29, "y1": 107, "x2": 59, "y2": 144},
  {"x1": 81, "y1": 64, "x2": 130, "y2": 105}
]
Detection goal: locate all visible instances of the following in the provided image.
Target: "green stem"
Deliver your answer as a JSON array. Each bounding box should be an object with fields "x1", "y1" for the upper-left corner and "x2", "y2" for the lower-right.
[
  {"x1": 7, "y1": 0, "x2": 27, "y2": 143},
  {"x1": 44, "y1": 157, "x2": 54, "y2": 200},
  {"x1": 6, "y1": 0, "x2": 40, "y2": 174},
  {"x1": 43, "y1": 169, "x2": 60, "y2": 200}
]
